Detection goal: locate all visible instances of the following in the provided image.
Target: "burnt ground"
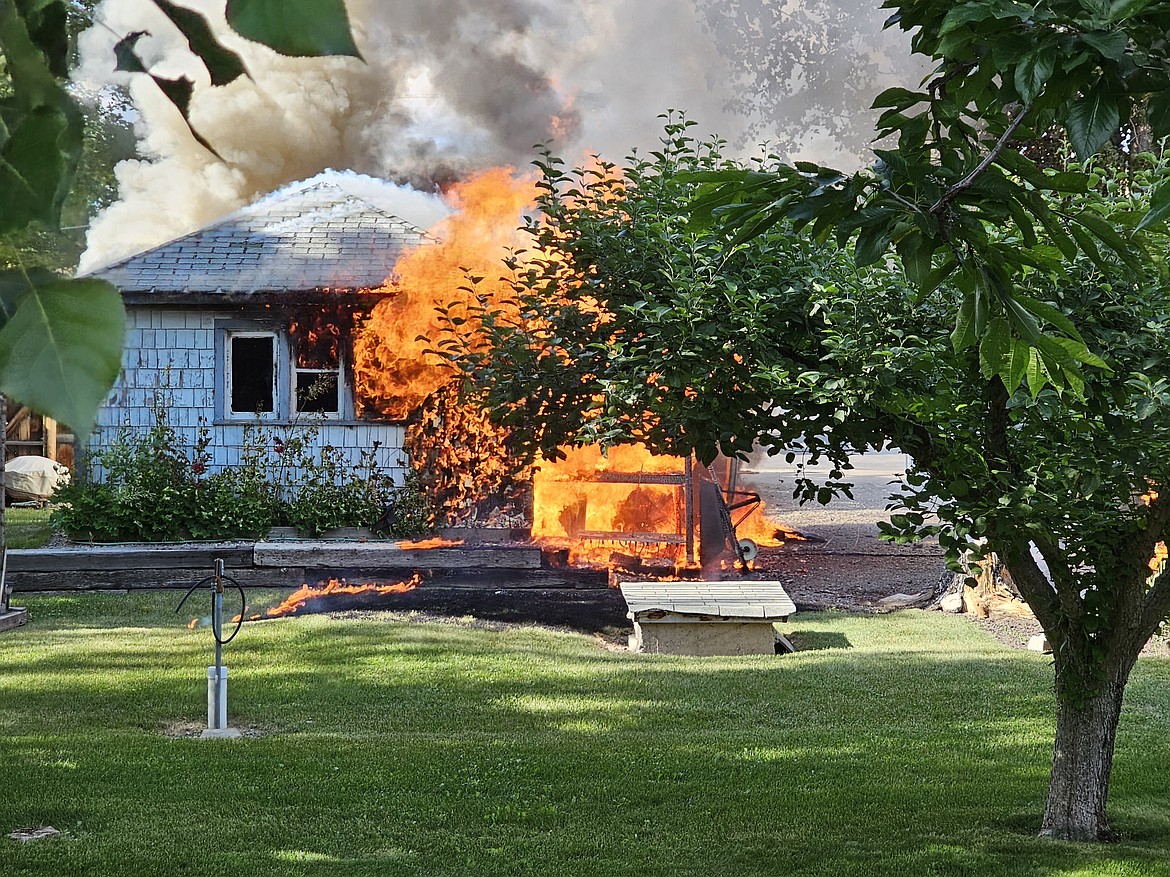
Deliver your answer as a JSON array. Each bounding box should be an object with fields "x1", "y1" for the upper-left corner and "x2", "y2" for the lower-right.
[{"x1": 302, "y1": 526, "x2": 954, "y2": 649}]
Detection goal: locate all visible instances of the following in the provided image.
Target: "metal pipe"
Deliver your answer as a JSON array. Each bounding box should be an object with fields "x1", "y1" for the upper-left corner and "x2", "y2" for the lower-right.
[{"x1": 212, "y1": 559, "x2": 224, "y2": 730}]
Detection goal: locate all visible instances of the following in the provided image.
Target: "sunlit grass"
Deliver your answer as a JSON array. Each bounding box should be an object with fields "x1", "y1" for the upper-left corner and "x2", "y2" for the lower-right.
[
  {"x1": 1, "y1": 593, "x2": 1169, "y2": 876},
  {"x1": 5, "y1": 505, "x2": 54, "y2": 549}
]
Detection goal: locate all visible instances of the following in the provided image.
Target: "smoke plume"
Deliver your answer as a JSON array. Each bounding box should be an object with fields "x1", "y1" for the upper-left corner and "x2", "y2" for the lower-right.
[{"x1": 77, "y1": 0, "x2": 923, "y2": 270}]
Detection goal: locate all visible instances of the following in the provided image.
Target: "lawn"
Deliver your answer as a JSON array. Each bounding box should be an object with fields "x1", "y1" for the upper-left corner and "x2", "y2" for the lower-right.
[
  {"x1": 5, "y1": 506, "x2": 54, "y2": 549},
  {"x1": 2, "y1": 593, "x2": 1169, "y2": 877}
]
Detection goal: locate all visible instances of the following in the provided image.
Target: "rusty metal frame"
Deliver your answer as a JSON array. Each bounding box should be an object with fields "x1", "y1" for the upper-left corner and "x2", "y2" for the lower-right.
[{"x1": 575, "y1": 456, "x2": 698, "y2": 565}]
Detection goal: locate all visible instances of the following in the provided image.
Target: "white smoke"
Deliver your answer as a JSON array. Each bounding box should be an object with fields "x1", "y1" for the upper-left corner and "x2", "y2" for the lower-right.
[{"x1": 77, "y1": 0, "x2": 920, "y2": 271}]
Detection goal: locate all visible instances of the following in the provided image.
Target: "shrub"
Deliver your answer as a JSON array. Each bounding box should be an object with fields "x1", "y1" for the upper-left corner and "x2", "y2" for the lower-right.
[{"x1": 52, "y1": 397, "x2": 415, "y2": 542}]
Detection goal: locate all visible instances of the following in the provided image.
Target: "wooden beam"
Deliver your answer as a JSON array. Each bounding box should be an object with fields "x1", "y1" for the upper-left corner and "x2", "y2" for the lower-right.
[
  {"x1": 4, "y1": 406, "x2": 29, "y2": 437},
  {"x1": 7, "y1": 545, "x2": 254, "y2": 573},
  {"x1": 0, "y1": 607, "x2": 29, "y2": 631},
  {"x1": 254, "y1": 542, "x2": 543, "y2": 570},
  {"x1": 43, "y1": 418, "x2": 57, "y2": 461},
  {"x1": 8, "y1": 567, "x2": 306, "y2": 592}
]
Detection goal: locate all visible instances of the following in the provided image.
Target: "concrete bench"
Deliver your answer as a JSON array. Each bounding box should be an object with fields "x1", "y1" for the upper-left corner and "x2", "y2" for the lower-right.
[{"x1": 619, "y1": 581, "x2": 796, "y2": 656}]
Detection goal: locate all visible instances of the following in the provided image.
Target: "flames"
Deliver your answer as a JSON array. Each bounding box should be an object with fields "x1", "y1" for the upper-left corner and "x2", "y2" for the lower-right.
[
  {"x1": 532, "y1": 444, "x2": 686, "y2": 565},
  {"x1": 348, "y1": 166, "x2": 801, "y2": 569},
  {"x1": 352, "y1": 169, "x2": 537, "y2": 421},
  {"x1": 261, "y1": 574, "x2": 423, "y2": 619},
  {"x1": 530, "y1": 444, "x2": 799, "y2": 567}
]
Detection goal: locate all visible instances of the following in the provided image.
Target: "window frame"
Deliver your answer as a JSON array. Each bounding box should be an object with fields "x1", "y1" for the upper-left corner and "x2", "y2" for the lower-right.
[
  {"x1": 223, "y1": 328, "x2": 281, "y2": 421},
  {"x1": 216, "y1": 321, "x2": 355, "y2": 423}
]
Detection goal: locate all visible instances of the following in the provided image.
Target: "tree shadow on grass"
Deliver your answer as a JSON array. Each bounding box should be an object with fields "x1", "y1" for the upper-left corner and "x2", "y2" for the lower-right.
[
  {"x1": 4, "y1": 606, "x2": 1170, "y2": 877},
  {"x1": 785, "y1": 630, "x2": 852, "y2": 651}
]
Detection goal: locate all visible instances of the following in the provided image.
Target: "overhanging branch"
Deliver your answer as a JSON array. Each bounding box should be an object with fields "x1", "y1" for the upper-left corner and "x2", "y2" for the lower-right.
[{"x1": 929, "y1": 103, "x2": 1034, "y2": 217}]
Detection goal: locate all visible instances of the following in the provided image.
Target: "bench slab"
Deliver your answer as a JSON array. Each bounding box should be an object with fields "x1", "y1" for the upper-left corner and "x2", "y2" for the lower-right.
[{"x1": 620, "y1": 580, "x2": 796, "y2": 656}]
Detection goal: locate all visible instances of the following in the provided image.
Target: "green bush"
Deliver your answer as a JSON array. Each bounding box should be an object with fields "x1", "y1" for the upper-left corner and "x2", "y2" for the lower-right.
[
  {"x1": 285, "y1": 444, "x2": 384, "y2": 537},
  {"x1": 52, "y1": 408, "x2": 199, "y2": 542},
  {"x1": 378, "y1": 467, "x2": 435, "y2": 539},
  {"x1": 51, "y1": 398, "x2": 422, "y2": 543}
]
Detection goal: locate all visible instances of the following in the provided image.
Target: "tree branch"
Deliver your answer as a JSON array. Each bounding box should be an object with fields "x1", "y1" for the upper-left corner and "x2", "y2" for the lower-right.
[{"x1": 929, "y1": 103, "x2": 1034, "y2": 216}]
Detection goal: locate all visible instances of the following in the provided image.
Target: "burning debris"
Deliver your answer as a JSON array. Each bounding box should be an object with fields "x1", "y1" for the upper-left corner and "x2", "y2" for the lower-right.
[
  {"x1": 255, "y1": 575, "x2": 423, "y2": 620},
  {"x1": 404, "y1": 382, "x2": 532, "y2": 528}
]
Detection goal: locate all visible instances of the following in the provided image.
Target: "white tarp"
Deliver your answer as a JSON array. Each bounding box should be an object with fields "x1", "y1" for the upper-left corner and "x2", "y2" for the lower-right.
[{"x1": 4, "y1": 455, "x2": 69, "y2": 502}]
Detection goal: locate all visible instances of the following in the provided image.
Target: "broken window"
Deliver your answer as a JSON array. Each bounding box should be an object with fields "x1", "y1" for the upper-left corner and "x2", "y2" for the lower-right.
[
  {"x1": 227, "y1": 332, "x2": 276, "y2": 416},
  {"x1": 291, "y1": 309, "x2": 345, "y2": 416},
  {"x1": 295, "y1": 366, "x2": 340, "y2": 414}
]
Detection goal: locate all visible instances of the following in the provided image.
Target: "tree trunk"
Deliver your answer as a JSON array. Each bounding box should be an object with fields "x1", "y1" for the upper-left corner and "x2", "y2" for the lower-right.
[{"x1": 1040, "y1": 664, "x2": 1132, "y2": 841}]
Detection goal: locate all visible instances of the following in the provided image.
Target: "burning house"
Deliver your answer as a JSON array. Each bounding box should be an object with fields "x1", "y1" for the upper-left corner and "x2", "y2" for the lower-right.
[
  {"x1": 85, "y1": 165, "x2": 792, "y2": 576},
  {"x1": 85, "y1": 172, "x2": 433, "y2": 482}
]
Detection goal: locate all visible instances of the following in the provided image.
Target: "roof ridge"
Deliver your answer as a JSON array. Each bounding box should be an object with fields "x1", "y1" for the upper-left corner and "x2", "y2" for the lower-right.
[{"x1": 84, "y1": 171, "x2": 433, "y2": 277}]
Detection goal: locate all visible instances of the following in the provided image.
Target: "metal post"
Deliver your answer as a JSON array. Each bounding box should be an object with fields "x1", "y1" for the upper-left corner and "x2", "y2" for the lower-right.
[
  {"x1": 210, "y1": 558, "x2": 225, "y2": 730},
  {"x1": 684, "y1": 456, "x2": 695, "y2": 566}
]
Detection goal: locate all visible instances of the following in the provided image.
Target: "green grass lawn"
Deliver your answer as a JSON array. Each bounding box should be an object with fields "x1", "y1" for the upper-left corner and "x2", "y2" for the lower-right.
[
  {"x1": 2, "y1": 594, "x2": 1170, "y2": 876},
  {"x1": 5, "y1": 506, "x2": 54, "y2": 549}
]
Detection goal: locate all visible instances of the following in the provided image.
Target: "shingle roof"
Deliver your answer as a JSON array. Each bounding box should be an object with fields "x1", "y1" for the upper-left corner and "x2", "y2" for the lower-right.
[{"x1": 88, "y1": 174, "x2": 434, "y2": 296}]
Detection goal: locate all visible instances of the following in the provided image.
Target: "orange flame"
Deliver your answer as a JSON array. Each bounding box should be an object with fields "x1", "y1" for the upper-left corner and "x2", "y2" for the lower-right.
[
  {"x1": 395, "y1": 536, "x2": 464, "y2": 549},
  {"x1": 531, "y1": 445, "x2": 798, "y2": 567},
  {"x1": 262, "y1": 574, "x2": 423, "y2": 619},
  {"x1": 1141, "y1": 489, "x2": 1166, "y2": 576},
  {"x1": 352, "y1": 169, "x2": 537, "y2": 421},
  {"x1": 348, "y1": 166, "x2": 804, "y2": 567}
]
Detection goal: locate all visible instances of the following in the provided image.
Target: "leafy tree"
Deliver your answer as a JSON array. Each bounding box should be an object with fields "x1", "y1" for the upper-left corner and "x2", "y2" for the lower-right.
[
  {"x1": 447, "y1": 94, "x2": 1170, "y2": 843},
  {"x1": 683, "y1": 0, "x2": 1170, "y2": 842},
  {"x1": 0, "y1": 0, "x2": 359, "y2": 439}
]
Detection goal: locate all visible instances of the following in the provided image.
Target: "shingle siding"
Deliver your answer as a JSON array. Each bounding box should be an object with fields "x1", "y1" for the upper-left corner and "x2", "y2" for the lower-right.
[
  {"x1": 90, "y1": 304, "x2": 407, "y2": 486},
  {"x1": 86, "y1": 175, "x2": 422, "y2": 492}
]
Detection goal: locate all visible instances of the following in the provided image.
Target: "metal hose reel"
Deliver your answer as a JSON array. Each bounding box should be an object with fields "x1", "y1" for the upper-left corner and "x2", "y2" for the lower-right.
[{"x1": 175, "y1": 559, "x2": 247, "y2": 737}]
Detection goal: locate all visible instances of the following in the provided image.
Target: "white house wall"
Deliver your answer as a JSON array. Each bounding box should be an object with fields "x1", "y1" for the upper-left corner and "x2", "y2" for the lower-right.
[{"x1": 91, "y1": 306, "x2": 408, "y2": 485}]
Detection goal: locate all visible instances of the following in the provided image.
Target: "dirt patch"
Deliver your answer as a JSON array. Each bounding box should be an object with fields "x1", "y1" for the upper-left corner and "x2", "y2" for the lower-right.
[{"x1": 161, "y1": 720, "x2": 270, "y2": 739}]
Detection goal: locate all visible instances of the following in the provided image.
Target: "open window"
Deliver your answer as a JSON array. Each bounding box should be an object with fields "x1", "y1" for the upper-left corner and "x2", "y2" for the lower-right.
[
  {"x1": 291, "y1": 317, "x2": 343, "y2": 416},
  {"x1": 226, "y1": 331, "x2": 277, "y2": 417}
]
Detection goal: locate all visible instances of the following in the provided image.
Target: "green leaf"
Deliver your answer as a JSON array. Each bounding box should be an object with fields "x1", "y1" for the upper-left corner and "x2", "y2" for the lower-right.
[
  {"x1": 952, "y1": 290, "x2": 978, "y2": 353},
  {"x1": 0, "y1": 277, "x2": 126, "y2": 437},
  {"x1": 1014, "y1": 294, "x2": 1084, "y2": 342},
  {"x1": 1032, "y1": 204, "x2": 1079, "y2": 259},
  {"x1": 939, "y1": 2, "x2": 993, "y2": 35},
  {"x1": 1139, "y1": 180, "x2": 1170, "y2": 230},
  {"x1": 1080, "y1": 31, "x2": 1129, "y2": 60},
  {"x1": 112, "y1": 30, "x2": 150, "y2": 73},
  {"x1": 1148, "y1": 90, "x2": 1170, "y2": 140},
  {"x1": 226, "y1": 0, "x2": 362, "y2": 58},
  {"x1": 979, "y1": 317, "x2": 1011, "y2": 379},
  {"x1": 0, "y1": 104, "x2": 78, "y2": 233},
  {"x1": 895, "y1": 234, "x2": 935, "y2": 289},
  {"x1": 870, "y1": 87, "x2": 927, "y2": 111},
  {"x1": 853, "y1": 217, "x2": 895, "y2": 266},
  {"x1": 1072, "y1": 211, "x2": 1142, "y2": 271},
  {"x1": 152, "y1": 0, "x2": 248, "y2": 86},
  {"x1": 113, "y1": 32, "x2": 223, "y2": 159},
  {"x1": 1004, "y1": 337, "x2": 1031, "y2": 391},
  {"x1": 1108, "y1": 0, "x2": 1154, "y2": 20},
  {"x1": 16, "y1": 0, "x2": 68, "y2": 78},
  {"x1": 1014, "y1": 50, "x2": 1054, "y2": 103},
  {"x1": 0, "y1": 2, "x2": 83, "y2": 233},
  {"x1": 1026, "y1": 347, "x2": 1052, "y2": 398},
  {"x1": 1065, "y1": 84, "x2": 1121, "y2": 159},
  {"x1": 0, "y1": 269, "x2": 44, "y2": 322},
  {"x1": 1049, "y1": 336, "x2": 1109, "y2": 369}
]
